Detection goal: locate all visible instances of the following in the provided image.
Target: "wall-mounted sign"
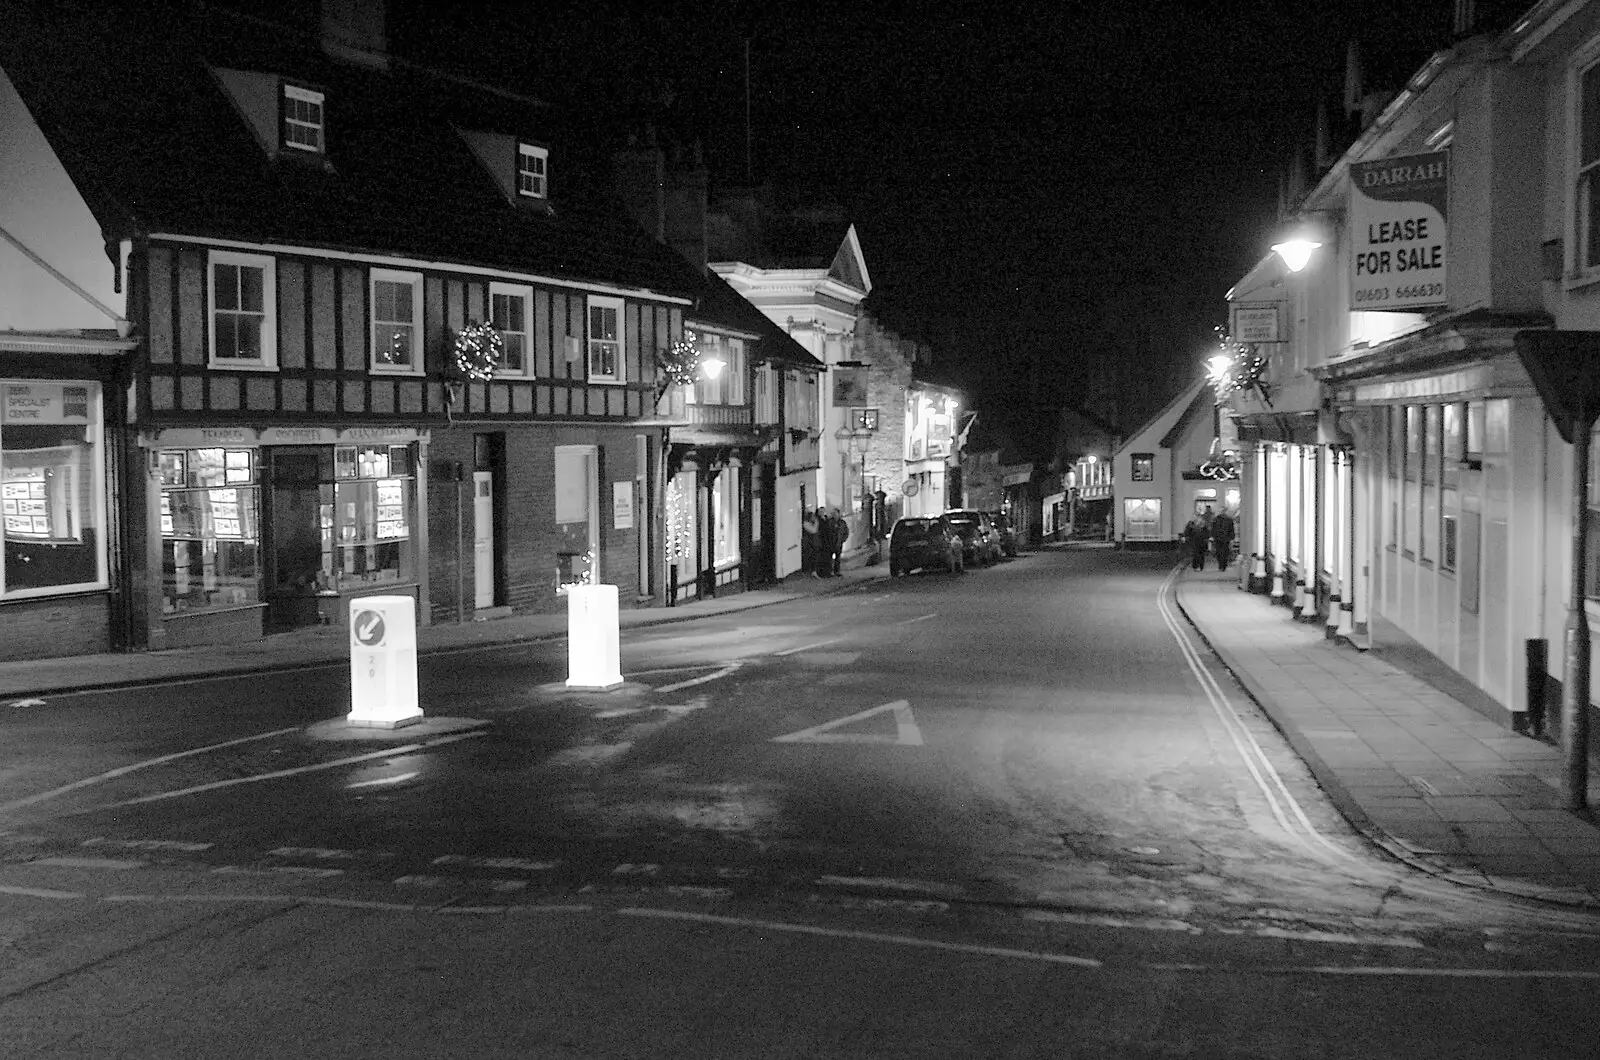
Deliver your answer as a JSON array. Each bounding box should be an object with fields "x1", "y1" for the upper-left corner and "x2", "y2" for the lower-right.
[
  {"x1": 3, "y1": 382, "x2": 92, "y2": 424},
  {"x1": 832, "y1": 367, "x2": 868, "y2": 406},
  {"x1": 1230, "y1": 305, "x2": 1280, "y2": 343},
  {"x1": 612, "y1": 481, "x2": 634, "y2": 530},
  {"x1": 147, "y1": 426, "x2": 429, "y2": 448},
  {"x1": 1349, "y1": 150, "x2": 1448, "y2": 312}
]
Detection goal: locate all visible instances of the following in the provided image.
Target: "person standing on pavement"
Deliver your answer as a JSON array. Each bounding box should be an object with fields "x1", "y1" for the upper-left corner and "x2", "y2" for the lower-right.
[
  {"x1": 802, "y1": 507, "x2": 821, "y2": 578},
  {"x1": 1210, "y1": 509, "x2": 1235, "y2": 570},
  {"x1": 1183, "y1": 509, "x2": 1212, "y2": 570}
]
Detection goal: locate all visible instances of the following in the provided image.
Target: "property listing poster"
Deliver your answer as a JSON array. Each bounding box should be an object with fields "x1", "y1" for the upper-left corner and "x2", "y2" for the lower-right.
[{"x1": 1348, "y1": 151, "x2": 1448, "y2": 312}]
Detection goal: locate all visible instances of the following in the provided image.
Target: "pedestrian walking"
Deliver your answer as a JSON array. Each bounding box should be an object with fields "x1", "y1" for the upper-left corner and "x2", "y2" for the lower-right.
[
  {"x1": 1210, "y1": 509, "x2": 1236, "y2": 570},
  {"x1": 1184, "y1": 509, "x2": 1211, "y2": 570},
  {"x1": 825, "y1": 507, "x2": 848, "y2": 576}
]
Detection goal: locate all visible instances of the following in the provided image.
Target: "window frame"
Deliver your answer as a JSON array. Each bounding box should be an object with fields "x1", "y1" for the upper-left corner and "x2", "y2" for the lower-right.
[
  {"x1": 585, "y1": 295, "x2": 625, "y2": 384},
  {"x1": 369, "y1": 268, "x2": 424, "y2": 375},
  {"x1": 281, "y1": 83, "x2": 326, "y2": 155},
  {"x1": 207, "y1": 250, "x2": 277, "y2": 371},
  {"x1": 517, "y1": 142, "x2": 549, "y2": 200},
  {"x1": 488, "y1": 282, "x2": 532, "y2": 377}
]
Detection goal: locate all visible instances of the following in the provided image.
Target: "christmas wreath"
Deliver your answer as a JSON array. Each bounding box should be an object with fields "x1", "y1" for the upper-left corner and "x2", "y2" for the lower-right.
[
  {"x1": 452, "y1": 321, "x2": 503, "y2": 383},
  {"x1": 658, "y1": 331, "x2": 700, "y2": 391}
]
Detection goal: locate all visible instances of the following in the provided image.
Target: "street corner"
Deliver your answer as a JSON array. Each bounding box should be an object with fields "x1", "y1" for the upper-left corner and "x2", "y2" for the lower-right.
[{"x1": 303, "y1": 715, "x2": 492, "y2": 743}]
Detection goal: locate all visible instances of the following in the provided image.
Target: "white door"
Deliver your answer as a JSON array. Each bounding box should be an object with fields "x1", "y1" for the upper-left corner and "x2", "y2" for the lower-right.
[{"x1": 473, "y1": 470, "x2": 494, "y2": 609}]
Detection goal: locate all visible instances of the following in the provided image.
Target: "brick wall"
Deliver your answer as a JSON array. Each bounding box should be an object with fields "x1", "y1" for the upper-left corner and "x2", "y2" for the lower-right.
[
  {"x1": 853, "y1": 316, "x2": 919, "y2": 527},
  {"x1": 0, "y1": 594, "x2": 112, "y2": 660},
  {"x1": 426, "y1": 424, "x2": 654, "y2": 624}
]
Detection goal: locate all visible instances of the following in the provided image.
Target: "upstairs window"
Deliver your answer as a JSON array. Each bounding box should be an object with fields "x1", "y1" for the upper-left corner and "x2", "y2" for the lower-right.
[
  {"x1": 1131, "y1": 453, "x2": 1154, "y2": 482},
  {"x1": 282, "y1": 84, "x2": 325, "y2": 154},
  {"x1": 586, "y1": 296, "x2": 624, "y2": 383},
  {"x1": 489, "y1": 283, "x2": 530, "y2": 375},
  {"x1": 517, "y1": 143, "x2": 548, "y2": 199},
  {"x1": 370, "y1": 269, "x2": 422, "y2": 373},
  {"x1": 208, "y1": 250, "x2": 276, "y2": 369}
]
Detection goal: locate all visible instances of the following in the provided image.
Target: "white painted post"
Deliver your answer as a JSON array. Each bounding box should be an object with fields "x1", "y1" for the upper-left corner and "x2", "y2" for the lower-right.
[
  {"x1": 566, "y1": 584, "x2": 624, "y2": 691},
  {"x1": 347, "y1": 596, "x2": 423, "y2": 729}
]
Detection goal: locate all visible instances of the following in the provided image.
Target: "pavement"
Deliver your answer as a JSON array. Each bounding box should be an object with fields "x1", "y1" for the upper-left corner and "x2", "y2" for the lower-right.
[{"x1": 4, "y1": 541, "x2": 1599, "y2": 911}]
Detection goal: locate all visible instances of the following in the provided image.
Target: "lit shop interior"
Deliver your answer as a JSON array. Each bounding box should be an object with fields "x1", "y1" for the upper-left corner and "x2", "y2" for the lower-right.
[{"x1": 154, "y1": 437, "x2": 418, "y2": 639}]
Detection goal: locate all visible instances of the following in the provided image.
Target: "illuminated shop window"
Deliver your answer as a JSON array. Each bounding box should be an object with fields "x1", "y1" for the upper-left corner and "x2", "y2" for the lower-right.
[
  {"x1": 1, "y1": 380, "x2": 106, "y2": 598},
  {"x1": 159, "y1": 447, "x2": 261, "y2": 614},
  {"x1": 267, "y1": 445, "x2": 415, "y2": 597}
]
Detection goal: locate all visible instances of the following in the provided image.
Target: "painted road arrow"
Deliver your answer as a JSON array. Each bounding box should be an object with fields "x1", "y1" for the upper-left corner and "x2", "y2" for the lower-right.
[{"x1": 771, "y1": 700, "x2": 923, "y2": 746}]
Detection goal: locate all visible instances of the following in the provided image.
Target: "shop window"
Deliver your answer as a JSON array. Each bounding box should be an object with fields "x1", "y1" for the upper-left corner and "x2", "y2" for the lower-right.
[
  {"x1": 1124, "y1": 498, "x2": 1161, "y2": 540},
  {"x1": 1, "y1": 381, "x2": 106, "y2": 598},
  {"x1": 268, "y1": 445, "x2": 415, "y2": 597},
  {"x1": 555, "y1": 445, "x2": 597, "y2": 590},
  {"x1": 159, "y1": 447, "x2": 261, "y2": 614},
  {"x1": 371, "y1": 269, "x2": 422, "y2": 373},
  {"x1": 714, "y1": 469, "x2": 739, "y2": 566}
]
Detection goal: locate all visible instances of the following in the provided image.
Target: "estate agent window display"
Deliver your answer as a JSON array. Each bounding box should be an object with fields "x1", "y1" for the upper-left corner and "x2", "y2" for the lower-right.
[{"x1": 0, "y1": 380, "x2": 107, "y2": 600}]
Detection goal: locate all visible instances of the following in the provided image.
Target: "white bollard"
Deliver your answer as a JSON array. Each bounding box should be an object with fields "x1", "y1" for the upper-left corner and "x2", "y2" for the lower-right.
[
  {"x1": 347, "y1": 595, "x2": 423, "y2": 729},
  {"x1": 566, "y1": 584, "x2": 624, "y2": 691}
]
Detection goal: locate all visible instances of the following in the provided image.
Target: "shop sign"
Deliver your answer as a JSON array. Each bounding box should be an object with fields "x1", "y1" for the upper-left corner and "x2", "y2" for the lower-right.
[
  {"x1": 2, "y1": 381, "x2": 93, "y2": 424},
  {"x1": 832, "y1": 367, "x2": 868, "y2": 406},
  {"x1": 1349, "y1": 150, "x2": 1448, "y2": 312},
  {"x1": 259, "y1": 426, "x2": 338, "y2": 445},
  {"x1": 151, "y1": 426, "x2": 258, "y2": 447},
  {"x1": 612, "y1": 481, "x2": 635, "y2": 530},
  {"x1": 1230, "y1": 304, "x2": 1280, "y2": 343},
  {"x1": 341, "y1": 427, "x2": 426, "y2": 444}
]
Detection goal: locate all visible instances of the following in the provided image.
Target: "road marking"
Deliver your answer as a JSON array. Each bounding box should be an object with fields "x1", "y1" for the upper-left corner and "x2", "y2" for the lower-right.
[
  {"x1": 269, "y1": 846, "x2": 361, "y2": 860},
  {"x1": 346, "y1": 771, "x2": 419, "y2": 789},
  {"x1": 617, "y1": 908, "x2": 1101, "y2": 968},
  {"x1": 0, "y1": 884, "x2": 84, "y2": 900},
  {"x1": 0, "y1": 726, "x2": 300, "y2": 814},
  {"x1": 432, "y1": 855, "x2": 561, "y2": 872},
  {"x1": 7, "y1": 697, "x2": 46, "y2": 708},
  {"x1": 213, "y1": 865, "x2": 344, "y2": 879},
  {"x1": 773, "y1": 638, "x2": 841, "y2": 657},
  {"x1": 656, "y1": 661, "x2": 742, "y2": 694},
  {"x1": 772, "y1": 700, "x2": 923, "y2": 746},
  {"x1": 896, "y1": 613, "x2": 939, "y2": 625},
  {"x1": 31, "y1": 856, "x2": 146, "y2": 870},
  {"x1": 817, "y1": 875, "x2": 964, "y2": 897},
  {"x1": 84, "y1": 837, "x2": 213, "y2": 853},
  {"x1": 83, "y1": 731, "x2": 487, "y2": 810}
]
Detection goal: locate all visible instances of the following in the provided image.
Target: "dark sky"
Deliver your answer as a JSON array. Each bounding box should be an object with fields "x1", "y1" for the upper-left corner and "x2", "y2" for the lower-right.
[{"x1": 391, "y1": 0, "x2": 1501, "y2": 459}]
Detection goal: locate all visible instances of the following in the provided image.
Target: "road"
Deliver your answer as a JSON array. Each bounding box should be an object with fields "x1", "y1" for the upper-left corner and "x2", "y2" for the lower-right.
[{"x1": 3, "y1": 547, "x2": 1599, "y2": 1057}]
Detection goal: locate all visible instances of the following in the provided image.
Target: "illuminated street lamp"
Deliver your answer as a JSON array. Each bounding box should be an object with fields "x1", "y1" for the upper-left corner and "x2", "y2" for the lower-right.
[
  {"x1": 1271, "y1": 236, "x2": 1322, "y2": 272},
  {"x1": 700, "y1": 353, "x2": 725, "y2": 380}
]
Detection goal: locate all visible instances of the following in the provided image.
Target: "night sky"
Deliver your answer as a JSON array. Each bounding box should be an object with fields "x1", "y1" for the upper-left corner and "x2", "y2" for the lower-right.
[{"x1": 389, "y1": 0, "x2": 1504, "y2": 461}]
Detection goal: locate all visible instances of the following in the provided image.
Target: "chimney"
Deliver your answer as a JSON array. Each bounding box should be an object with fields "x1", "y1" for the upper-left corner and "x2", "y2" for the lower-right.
[
  {"x1": 1343, "y1": 40, "x2": 1364, "y2": 119},
  {"x1": 612, "y1": 130, "x2": 666, "y2": 243},
  {"x1": 662, "y1": 141, "x2": 708, "y2": 268},
  {"x1": 320, "y1": 0, "x2": 390, "y2": 69}
]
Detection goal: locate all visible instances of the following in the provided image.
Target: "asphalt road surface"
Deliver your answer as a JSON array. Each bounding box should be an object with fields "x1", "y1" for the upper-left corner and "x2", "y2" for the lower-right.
[{"x1": 4, "y1": 548, "x2": 1600, "y2": 1057}]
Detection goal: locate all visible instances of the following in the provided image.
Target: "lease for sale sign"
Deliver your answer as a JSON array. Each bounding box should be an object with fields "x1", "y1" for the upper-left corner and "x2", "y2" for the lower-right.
[{"x1": 1348, "y1": 151, "x2": 1448, "y2": 312}]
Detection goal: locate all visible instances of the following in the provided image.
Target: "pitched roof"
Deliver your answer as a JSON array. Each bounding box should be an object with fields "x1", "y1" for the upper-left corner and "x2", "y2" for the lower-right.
[
  {"x1": 0, "y1": 1, "x2": 700, "y2": 298},
  {"x1": 689, "y1": 267, "x2": 823, "y2": 370}
]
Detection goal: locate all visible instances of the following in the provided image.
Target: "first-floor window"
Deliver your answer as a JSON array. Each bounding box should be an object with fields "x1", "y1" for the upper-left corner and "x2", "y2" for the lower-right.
[
  {"x1": 587, "y1": 297, "x2": 623, "y2": 383},
  {"x1": 159, "y1": 446, "x2": 261, "y2": 613},
  {"x1": 1, "y1": 380, "x2": 106, "y2": 598},
  {"x1": 1131, "y1": 453, "x2": 1154, "y2": 482},
  {"x1": 490, "y1": 283, "x2": 530, "y2": 375},
  {"x1": 371, "y1": 269, "x2": 422, "y2": 372}
]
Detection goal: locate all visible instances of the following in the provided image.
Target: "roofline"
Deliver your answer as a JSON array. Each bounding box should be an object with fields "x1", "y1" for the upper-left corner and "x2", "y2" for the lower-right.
[{"x1": 148, "y1": 233, "x2": 695, "y2": 304}]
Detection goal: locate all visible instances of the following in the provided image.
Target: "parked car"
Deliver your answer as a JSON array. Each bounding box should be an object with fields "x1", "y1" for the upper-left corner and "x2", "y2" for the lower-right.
[
  {"x1": 943, "y1": 509, "x2": 1003, "y2": 566},
  {"x1": 986, "y1": 511, "x2": 1019, "y2": 557},
  {"x1": 888, "y1": 515, "x2": 964, "y2": 577}
]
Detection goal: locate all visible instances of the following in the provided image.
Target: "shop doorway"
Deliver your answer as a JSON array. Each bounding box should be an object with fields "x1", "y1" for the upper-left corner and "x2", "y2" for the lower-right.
[
  {"x1": 554, "y1": 445, "x2": 598, "y2": 588},
  {"x1": 472, "y1": 432, "x2": 504, "y2": 611}
]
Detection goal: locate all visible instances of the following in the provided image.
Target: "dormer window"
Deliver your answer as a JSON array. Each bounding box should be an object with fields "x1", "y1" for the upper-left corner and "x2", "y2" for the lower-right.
[
  {"x1": 517, "y1": 143, "x2": 548, "y2": 199},
  {"x1": 282, "y1": 84, "x2": 325, "y2": 154}
]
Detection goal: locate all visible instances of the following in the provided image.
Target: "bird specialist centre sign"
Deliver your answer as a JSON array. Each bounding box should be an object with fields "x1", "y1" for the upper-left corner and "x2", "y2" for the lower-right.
[{"x1": 1348, "y1": 151, "x2": 1448, "y2": 312}]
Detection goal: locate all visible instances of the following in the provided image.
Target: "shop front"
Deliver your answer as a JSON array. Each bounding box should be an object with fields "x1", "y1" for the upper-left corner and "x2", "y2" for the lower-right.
[
  {"x1": 141, "y1": 424, "x2": 427, "y2": 648},
  {"x1": 1, "y1": 375, "x2": 118, "y2": 660}
]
